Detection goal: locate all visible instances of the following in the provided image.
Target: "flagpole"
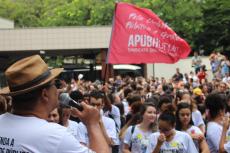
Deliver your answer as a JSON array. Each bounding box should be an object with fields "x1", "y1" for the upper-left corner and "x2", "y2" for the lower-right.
[
  {"x1": 103, "y1": 61, "x2": 107, "y2": 85},
  {"x1": 105, "y1": 1, "x2": 118, "y2": 84}
]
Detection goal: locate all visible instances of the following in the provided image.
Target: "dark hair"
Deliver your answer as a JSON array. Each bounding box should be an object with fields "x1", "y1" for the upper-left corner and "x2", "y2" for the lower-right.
[
  {"x1": 205, "y1": 92, "x2": 226, "y2": 119},
  {"x1": 131, "y1": 102, "x2": 143, "y2": 114},
  {"x1": 175, "y1": 103, "x2": 194, "y2": 131},
  {"x1": 159, "y1": 111, "x2": 176, "y2": 127},
  {"x1": 11, "y1": 83, "x2": 53, "y2": 111},
  {"x1": 175, "y1": 90, "x2": 190, "y2": 101},
  {"x1": 54, "y1": 79, "x2": 62, "y2": 89},
  {"x1": 108, "y1": 93, "x2": 115, "y2": 104},
  {"x1": 158, "y1": 95, "x2": 172, "y2": 109},
  {"x1": 114, "y1": 103, "x2": 125, "y2": 116},
  {"x1": 124, "y1": 88, "x2": 132, "y2": 98},
  {"x1": 145, "y1": 97, "x2": 159, "y2": 106},
  {"x1": 0, "y1": 95, "x2": 7, "y2": 114},
  {"x1": 162, "y1": 84, "x2": 173, "y2": 93},
  {"x1": 130, "y1": 82, "x2": 137, "y2": 90},
  {"x1": 90, "y1": 90, "x2": 104, "y2": 99},
  {"x1": 70, "y1": 90, "x2": 83, "y2": 102},
  {"x1": 128, "y1": 95, "x2": 141, "y2": 106},
  {"x1": 140, "y1": 103, "x2": 157, "y2": 130},
  {"x1": 194, "y1": 95, "x2": 202, "y2": 104},
  {"x1": 140, "y1": 103, "x2": 157, "y2": 116}
]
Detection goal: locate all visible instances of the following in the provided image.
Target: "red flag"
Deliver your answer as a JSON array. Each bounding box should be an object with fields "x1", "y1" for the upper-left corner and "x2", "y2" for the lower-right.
[{"x1": 107, "y1": 2, "x2": 191, "y2": 64}]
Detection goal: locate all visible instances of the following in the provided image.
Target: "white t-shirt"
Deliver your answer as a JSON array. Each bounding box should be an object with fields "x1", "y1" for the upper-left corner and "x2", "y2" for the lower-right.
[
  {"x1": 77, "y1": 116, "x2": 118, "y2": 145},
  {"x1": 67, "y1": 120, "x2": 78, "y2": 139},
  {"x1": 184, "y1": 125, "x2": 203, "y2": 152},
  {"x1": 223, "y1": 128, "x2": 230, "y2": 153},
  {"x1": 206, "y1": 121, "x2": 223, "y2": 153},
  {"x1": 104, "y1": 105, "x2": 121, "y2": 132},
  {"x1": 123, "y1": 125, "x2": 152, "y2": 153},
  {"x1": 192, "y1": 56, "x2": 202, "y2": 67},
  {"x1": 122, "y1": 99, "x2": 129, "y2": 116},
  {"x1": 147, "y1": 130, "x2": 198, "y2": 153},
  {"x1": 192, "y1": 110, "x2": 205, "y2": 128},
  {"x1": 0, "y1": 113, "x2": 94, "y2": 153}
]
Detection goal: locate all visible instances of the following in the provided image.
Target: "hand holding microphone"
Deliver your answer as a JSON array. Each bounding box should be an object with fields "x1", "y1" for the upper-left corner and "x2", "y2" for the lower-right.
[
  {"x1": 59, "y1": 92, "x2": 83, "y2": 111},
  {"x1": 59, "y1": 92, "x2": 101, "y2": 126}
]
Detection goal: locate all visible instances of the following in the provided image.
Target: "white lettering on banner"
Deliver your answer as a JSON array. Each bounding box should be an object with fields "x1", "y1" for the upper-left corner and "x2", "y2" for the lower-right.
[
  {"x1": 126, "y1": 21, "x2": 151, "y2": 31},
  {"x1": 127, "y1": 34, "x2": 179, "y2": 57},
  {"x1": 128, "y1": 35, "x2": 160, "y2": 48},
  {"x1": 146, "y1": 18, "x2": 168, "y2": 29},
  {"x1": 128, "y1": 48, "x2": 157, "y2": 53},
  {"x1": 128, "y1": 13, "x2": 144, "y2": 21},
  {"x1": 161, "y1": 32, "x2": 179, "y2": 41},
  {"x1": 125, "y1": 14, "x2": 179, "y2": 42}
]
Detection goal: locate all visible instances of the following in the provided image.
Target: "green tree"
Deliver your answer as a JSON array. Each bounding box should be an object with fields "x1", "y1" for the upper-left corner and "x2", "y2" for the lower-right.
[
  {"x1": 0, "y1": 0, "x2": 229, "y2": 55},
  {"x1": 197, "y1": 0, "x2": 230, "y2": 55},
  {"x1": 0, "y1": 0, "x2": 44, "y2": 27},
  {"x1": 41, "y1": 0, "x2": 91, "y2": 26}
]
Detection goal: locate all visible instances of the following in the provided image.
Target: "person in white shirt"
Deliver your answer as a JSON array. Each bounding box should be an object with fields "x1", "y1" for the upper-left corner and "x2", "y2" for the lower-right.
[
  {"x1": 192, "y1": 51, "x2": 202, "y2": 74},
  {"x1": 123, "y1": 103, "x2": 157, "y2": 153},
  {"x1": 60, "y1": 106, "x2": 79, "y2": 139},
  {"x1": 175, "y1": 102, "x2": 209, "y2": 153},
  {"x1": 147, "y1": 111, "x2": 198, "y2": 153},
  {"x1": 104, "y1": 94, "x2": 121, "y2": 132},
  {"x1": 77, "y1": 90, "x2": 117, "y2": 151},
  {"x1": 206, "y1": 92, "x2": 226, "y2": 153},
  {"x1": 0, "y1": 55, "x2": 109, "y2": 153},
  {"x1": 219, "y1": 116, "x2": 230, "y2": 153},
  {"x1": 121, "y1": 88, "x2": 133, "y2": 116},
  {"x1": 176, "y1": 90, "x2": 206, "y2": 133},
  {"x1": 48, "y1": 107, "x2": 60, "y2": 123}
]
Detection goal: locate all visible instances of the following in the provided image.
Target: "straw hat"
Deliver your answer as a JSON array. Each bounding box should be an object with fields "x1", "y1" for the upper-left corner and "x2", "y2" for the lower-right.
[{"x1": 0, "y1": 55, "x2": 63, "y2": 96}]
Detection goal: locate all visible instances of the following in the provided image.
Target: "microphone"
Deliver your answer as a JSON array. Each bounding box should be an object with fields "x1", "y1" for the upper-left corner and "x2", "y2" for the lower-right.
[{"x1": 59, "y1": 93, "x2": 83, "y2": 111}]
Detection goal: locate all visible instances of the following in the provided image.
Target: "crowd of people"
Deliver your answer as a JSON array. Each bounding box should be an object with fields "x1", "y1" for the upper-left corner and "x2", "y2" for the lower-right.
[{"x1": 0, "y1": 53, "x2": 230, "y2": 153}]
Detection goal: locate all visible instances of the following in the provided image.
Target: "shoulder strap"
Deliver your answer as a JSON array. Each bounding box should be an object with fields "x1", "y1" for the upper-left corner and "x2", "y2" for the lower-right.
[
  {"x1": 108, "y1": 113, "x2": 119, "y2": 133},
  {"x1": 131, "y1": 125, "x2": 135, "y2": 135},
  {"x1": 129, "y1": 125, "x2": 136, "y2": 151}
]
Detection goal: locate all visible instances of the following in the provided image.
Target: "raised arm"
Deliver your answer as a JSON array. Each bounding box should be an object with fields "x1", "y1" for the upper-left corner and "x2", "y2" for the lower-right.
[
  {"x1": 219, "y1": 116, "x2": 229, "y2": 153},
  {"x1": 71, "y1": 103, "x2": 109, "y2": 153}
]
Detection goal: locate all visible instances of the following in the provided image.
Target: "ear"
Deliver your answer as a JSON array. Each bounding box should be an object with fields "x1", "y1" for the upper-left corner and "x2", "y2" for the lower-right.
[
  {"x1": 218, "y1": 109, "x2": 225, "y2": 118},
  {"x1": 41, "y1": 88, "x2": 49, "y2": 103},
  {"x1": 172, "y1": 122, "x2": 176, "y2": 128}
]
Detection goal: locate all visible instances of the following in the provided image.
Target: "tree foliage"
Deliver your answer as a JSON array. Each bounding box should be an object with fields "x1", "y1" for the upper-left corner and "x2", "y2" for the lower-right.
[
  {"x1": 198, "y1": 0, "x2": 230, "y2": 55},
  {"x1": 0, "y1": 0, "x2": 229, "y2": 55}
]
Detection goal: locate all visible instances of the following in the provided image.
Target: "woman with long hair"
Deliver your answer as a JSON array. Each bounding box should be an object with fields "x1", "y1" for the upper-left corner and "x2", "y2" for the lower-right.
[
  {"x1": 122, "y1": 103, "x2": 157, "y2": 153},
  {"x1": 175, "y1": 102, "x2": 209, "y2": 153},
  {"x1": 175, "y1": 90, "x2": 205, "y2": 133},
  {"x1": 147, "y1": 110, "x2": 198, "y2": 153}
]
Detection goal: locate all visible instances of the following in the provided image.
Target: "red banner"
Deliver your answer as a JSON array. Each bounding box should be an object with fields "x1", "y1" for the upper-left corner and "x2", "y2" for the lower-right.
[{"x1": 107, "y1": 2, "x2": 191, "y2": 64}]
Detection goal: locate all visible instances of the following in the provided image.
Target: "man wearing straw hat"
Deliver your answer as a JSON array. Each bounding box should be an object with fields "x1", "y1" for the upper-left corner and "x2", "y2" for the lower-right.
[{"x1": 0, "y1": 55, "x2": 109, "y2": 153}]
